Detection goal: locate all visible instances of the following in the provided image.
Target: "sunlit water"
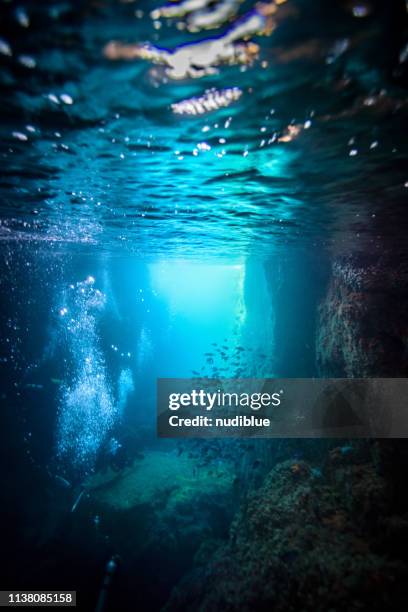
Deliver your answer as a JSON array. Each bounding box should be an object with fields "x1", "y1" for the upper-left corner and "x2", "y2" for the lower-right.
[
  {"x1": 0, "y1": 0, "x2": 406, "y2": 258},
  {"x1": 0, "y1": 0, "x2": 406, "y2": 472}
]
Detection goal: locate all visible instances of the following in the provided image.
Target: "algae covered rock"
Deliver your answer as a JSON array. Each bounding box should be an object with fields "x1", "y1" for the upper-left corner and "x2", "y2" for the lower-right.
[
  {"x1": 165, "y1": 457, "x2": 408, "y2": 611},
  {"x1": 316, "y1": 254, "x2": 408, "y2": 378}
]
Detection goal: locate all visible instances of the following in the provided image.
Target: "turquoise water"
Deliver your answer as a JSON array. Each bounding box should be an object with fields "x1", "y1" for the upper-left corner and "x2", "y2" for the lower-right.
[{"x1": 0, "y1": 0, "x2": 406, "y2": 257}]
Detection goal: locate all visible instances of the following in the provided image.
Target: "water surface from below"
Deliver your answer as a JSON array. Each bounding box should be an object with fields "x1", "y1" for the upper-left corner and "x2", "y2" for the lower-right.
[{"x1": 0, "y1": 0, "x2": 406, "y2": 257}]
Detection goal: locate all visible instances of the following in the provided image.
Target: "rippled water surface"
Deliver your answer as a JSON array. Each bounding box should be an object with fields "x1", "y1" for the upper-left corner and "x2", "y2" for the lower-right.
[{"x1": 0, "y1": 0, "x2": 407, "y2": 258}]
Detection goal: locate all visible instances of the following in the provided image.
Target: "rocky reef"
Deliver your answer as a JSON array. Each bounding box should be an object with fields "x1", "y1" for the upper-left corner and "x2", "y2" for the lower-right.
[
  {"x1": 316, "y1": 252, "x2": 408, "y2": 377},
  {"x1": 165, "y1": 449, "x2": 408, "y2": 611}
]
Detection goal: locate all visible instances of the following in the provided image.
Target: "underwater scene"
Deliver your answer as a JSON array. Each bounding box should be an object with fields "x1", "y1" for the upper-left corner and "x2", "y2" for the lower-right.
[{"x1": 0, "y1": 0, "x2": 408, "y2": 610}]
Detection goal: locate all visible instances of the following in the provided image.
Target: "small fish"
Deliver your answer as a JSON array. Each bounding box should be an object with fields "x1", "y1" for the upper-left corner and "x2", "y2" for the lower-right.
[
  {"x1": 55, "y1": 475, "x2": 71, "y2": 489},
  {"x1": 50, "y1": 378, "x2": 63, "y2": 385},
  {"x1": 0, "y1": 38, "x2": 12, "y2": 56},
  {"x1": 15, "y1": 7, "x2": 30, "y2": 28},
  {"x1": 18, "y1": 55, "x2": 36, "y2": 69},
  {"x1": 71, "y1": 489, "x2": 85, "y2": 513}
]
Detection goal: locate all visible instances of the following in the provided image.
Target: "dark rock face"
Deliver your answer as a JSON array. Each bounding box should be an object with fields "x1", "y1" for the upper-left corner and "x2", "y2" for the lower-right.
[
  {"x1": 315, "y1": 251, "x2": 408, "y2": 561},
  {"x1": 316, "y1": 254, "x2": 408, "y2": 377},
  {"x1": 165, "y1": 455, "x2": 408, "y2": 612}
]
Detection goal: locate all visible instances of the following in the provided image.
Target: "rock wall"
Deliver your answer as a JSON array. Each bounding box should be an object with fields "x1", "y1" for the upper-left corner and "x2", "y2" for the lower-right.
[{"x1": 316, "y1": 253, "x2": 408, "y2": 377}]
